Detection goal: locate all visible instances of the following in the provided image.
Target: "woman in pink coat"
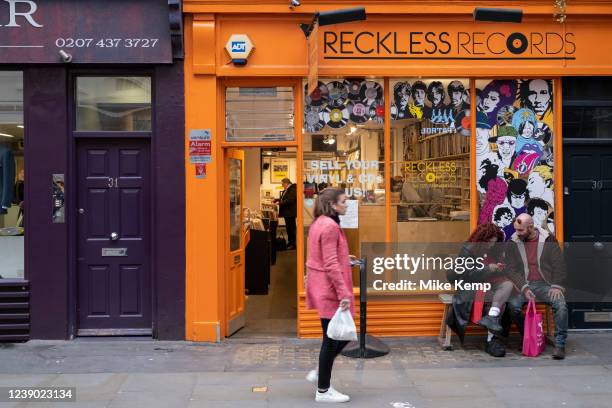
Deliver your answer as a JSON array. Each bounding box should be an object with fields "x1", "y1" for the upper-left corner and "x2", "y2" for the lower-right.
[{"x1": 305, "y1": 188, "x2": 355, "y2": 403}]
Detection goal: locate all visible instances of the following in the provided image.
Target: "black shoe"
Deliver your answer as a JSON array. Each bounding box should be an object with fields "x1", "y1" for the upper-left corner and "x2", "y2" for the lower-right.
[
  {"x1": 478, "y1": 315, "x2": 503, "y2": 334},
  {"x1": 485, "y1": 337, "x2": 506, "y2": 357},
  {"x1": 552, "y1": 346, "x2": 566, "y2": 360},
  {"x1": 286, "y1": 244, "x2": 296, "y2": 250}
]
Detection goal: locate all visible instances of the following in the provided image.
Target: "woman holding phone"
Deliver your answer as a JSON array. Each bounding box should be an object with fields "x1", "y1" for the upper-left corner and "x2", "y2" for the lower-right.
[
  {"x1": 446, "y1": 223, "x2": 517, "y2": 357},
  {"x1": 305, "y1": 188, "x2": 355, "y2": 403}
]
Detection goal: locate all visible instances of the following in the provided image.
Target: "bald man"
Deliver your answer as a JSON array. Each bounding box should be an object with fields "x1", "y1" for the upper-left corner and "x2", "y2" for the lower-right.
[{"x1": 506, "y1": 213, "x2": 568, "y2": 359}]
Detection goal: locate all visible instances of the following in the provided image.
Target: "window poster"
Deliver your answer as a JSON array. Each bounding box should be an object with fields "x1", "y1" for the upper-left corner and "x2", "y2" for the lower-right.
[
  {"x1": 339, "y1": 199, "x2": 359, "y2": 229},
  {"x1": 476, "y1": 79, "x2": 555, "y2": 240},
  {"x1": 270, "y1": 158, "x2": 290, "y2": 184}
]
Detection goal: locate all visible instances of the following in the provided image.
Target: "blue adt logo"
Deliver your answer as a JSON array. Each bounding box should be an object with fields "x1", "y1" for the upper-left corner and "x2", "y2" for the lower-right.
[{"x1": 231, "y1": 41, "x2": 246, "y2": 52}]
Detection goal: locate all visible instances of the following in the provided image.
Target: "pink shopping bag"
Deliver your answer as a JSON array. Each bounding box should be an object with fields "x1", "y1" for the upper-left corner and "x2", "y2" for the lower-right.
[{"x1": 522, "y1": 299, "x2": 546, "y2": 357}]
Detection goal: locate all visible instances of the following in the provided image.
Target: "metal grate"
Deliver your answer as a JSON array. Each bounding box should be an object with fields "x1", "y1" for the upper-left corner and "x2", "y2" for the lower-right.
[
  {"x1": 225, "y1": 87, "x2": 295, "y2": 142},
  {"x1": 0, "y1": 279, "x2": 30, "y2": 342}
]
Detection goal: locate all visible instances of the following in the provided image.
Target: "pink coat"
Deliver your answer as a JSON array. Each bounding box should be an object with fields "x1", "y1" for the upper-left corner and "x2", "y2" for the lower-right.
[{"x1": 305, "y1": 216, "x2": 355, "y2": 319}]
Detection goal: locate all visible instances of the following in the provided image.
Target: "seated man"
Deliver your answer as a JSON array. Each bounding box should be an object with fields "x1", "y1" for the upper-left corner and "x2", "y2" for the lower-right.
[{"x1": 506, "y1": 213, "x2": 568, "y2": 359}]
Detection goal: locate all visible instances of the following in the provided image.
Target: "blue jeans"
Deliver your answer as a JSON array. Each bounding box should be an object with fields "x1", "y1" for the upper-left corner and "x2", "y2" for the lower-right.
[{"x1": 508, "y1": 281, "x2": 568, "y2": 347}]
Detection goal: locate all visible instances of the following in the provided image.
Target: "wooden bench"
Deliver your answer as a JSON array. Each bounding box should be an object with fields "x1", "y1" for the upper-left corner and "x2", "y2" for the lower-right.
[
  {"x1": 438, "y1": 294, "x2": 554, "y2": 350},
  {"x1": 438, "y1": 294, "x2": 454, "y2": 350}
]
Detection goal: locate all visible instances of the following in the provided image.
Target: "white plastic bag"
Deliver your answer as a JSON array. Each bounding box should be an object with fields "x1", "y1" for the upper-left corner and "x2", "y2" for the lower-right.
[{"x1": 326, "y1": 307, "x2": 358, "y2": 341}]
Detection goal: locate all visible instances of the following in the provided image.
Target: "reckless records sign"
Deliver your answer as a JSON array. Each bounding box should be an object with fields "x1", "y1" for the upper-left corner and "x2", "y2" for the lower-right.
[
  {"x1": 322, "y1": 28, "x2": 576, "y2": 61},
  {"x1": 0, "y1": 0, "x2": 173, "y2": 64}
]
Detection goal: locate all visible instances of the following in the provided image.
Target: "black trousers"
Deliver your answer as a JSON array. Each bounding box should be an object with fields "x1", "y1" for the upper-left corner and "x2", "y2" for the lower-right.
[
  {"x1": 284, "y1": 216, "x2": 296, "y2": 246},
  {"x1": 318, "y1": 318, "x2": 349, "y2": 390}
]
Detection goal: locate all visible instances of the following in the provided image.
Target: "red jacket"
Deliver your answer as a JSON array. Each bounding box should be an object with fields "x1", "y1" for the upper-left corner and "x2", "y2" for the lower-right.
[{"x1": 305, "y1": 216, "x2": 355, "y2": 319}]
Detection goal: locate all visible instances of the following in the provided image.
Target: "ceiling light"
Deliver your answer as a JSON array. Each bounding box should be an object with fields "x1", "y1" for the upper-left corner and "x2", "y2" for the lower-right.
[{"x1": 0, "y1": 133, "x2": 15, "y2": 138}]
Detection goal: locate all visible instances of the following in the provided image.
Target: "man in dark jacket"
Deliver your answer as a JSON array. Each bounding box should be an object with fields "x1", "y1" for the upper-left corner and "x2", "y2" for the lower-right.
[
  {"x1": 506, "y1": 213, "x2": 568, "y2": 359},
  {"x1": 276, "y1": 178, "x2": 297, "y2": 250}
]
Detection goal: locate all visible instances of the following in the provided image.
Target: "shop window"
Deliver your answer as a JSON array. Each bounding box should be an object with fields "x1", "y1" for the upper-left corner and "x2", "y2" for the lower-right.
[
  {"x1": 563, "y1": 77, "x2": 612, "y2": 139},
  {"x1": 0, "y1": 71, "x2": 24, "y2": 279},
  {"x1": 302, "y1": 79, "x2": 385, "y2": 268},
  {"x1": 390, "y1": 79, "x2": 470, "y2": 243},
  {"x1": 76, "y1": 77, "x2": 152, "y2": 131},
  {"x1": 476, "y1": 79, "x2": 556, "y2": 240},
  {"x1": 225, "y1": 87, "x2": 295, "y2": 142}
]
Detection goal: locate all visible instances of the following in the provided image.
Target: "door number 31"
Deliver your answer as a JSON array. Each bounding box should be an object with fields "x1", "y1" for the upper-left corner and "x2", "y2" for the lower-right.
[{"x1": 107, "y1": 177, "x2": 119, "y2": 188}]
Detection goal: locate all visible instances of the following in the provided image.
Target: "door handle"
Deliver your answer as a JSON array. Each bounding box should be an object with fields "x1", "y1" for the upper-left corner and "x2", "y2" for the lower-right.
[
  {"x1": 594, "y1": 242, "x2": 604, "y2": 250},
  {"x1": 110, "y1": 232, "x2": 119, "y2": 241}
]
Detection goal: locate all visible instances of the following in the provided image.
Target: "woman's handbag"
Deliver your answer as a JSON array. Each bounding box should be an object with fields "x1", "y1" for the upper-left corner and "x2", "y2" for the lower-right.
[
  {"x1": 327, "y1": 307, "x2": 358, "y2": 341},
  {"x1": 522, "y1": 299, "x2": 546, "y2": 357}
]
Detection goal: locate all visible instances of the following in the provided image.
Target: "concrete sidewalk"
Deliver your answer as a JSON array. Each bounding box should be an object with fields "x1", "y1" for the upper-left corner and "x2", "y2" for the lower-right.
[{"x1": 1, "y1": 333, "x2": 611, "y2": 407}]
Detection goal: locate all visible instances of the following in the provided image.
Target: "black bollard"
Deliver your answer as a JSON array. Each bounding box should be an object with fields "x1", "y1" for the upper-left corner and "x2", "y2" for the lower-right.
[{"x1": 342, "y1": 258, "x2": 390, "y2": 358}]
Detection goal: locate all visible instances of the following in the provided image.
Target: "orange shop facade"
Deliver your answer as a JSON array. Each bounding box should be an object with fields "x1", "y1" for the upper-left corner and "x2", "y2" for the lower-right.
[{"x1": 183, "y1": 1, "x2": 612, "y2": 342}]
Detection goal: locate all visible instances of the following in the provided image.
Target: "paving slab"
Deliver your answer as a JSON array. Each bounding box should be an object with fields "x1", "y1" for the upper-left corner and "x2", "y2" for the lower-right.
[{"x1": 107, "y1": 391, "x2": 190, "y2": 408}]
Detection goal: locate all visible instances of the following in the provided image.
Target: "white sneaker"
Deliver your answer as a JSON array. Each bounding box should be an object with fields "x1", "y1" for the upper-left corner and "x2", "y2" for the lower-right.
[
  {"x1": 315, "y1": 386, "x2": 350, "y2": 403},
  {"x1": 306, "y1": 369, "x2": 318, "y2": 383}
]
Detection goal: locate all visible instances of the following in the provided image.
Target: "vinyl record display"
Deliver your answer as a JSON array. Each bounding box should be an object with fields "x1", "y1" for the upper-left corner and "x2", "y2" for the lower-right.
[
  {"x1": 344, "y1": 79, "x2": 363, "y2": 101},
  {"x1": 327, "y1": 81, "x2": 349, "y2": 108},
  {"x1": 323, "y1": 105, "x2": 349, "y2": 129},
  {"x1": 348, "y1": 102, "x2": 369, "y2": 124},
  {"x1": 360, "y1": 81, "x2": 383, "y2": 105},
  {"x1": 496, "y1": 105, "x2": 517, "y2": 126},
  {"x1": 534, "y1": 123, "x2": 552, "y2": 145},
  {"x1": 454, "y1": 109, "x2": 471, "y2": 136},
  {"x1": 304, "y1": 81, "x2": 329, "y2": 107},
  {"x1": 304, "y1": 106, "x2": 326, "y2": 132}
]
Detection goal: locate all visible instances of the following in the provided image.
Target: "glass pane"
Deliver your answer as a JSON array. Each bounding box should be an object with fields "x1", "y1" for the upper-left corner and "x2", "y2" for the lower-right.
[
  {"x1": 229, "y1": 157, "x2": 242, "y2": 251},
  {"x1": 0, "y1": 71, "x2": 24, "y2": 279},
  {"x1": 76, "y1": 77, "x2": 151, "y2": 131},
  {"x1": 563, "y1": 106, "x2": 612, "y2": 139},
  {"x1": 476, "y1": 79, "x2": 556, "y2": 240},
  {"x1": 226, "y1": 87, "x2": 295, "y2": 142},
  {"x1": 302, "y1": 78, "x2": 385, "y2": 277},
  {"x1": 390, "y1": 79, "x2": 471, "y2": 243},
  {"x1": 563, "y1": 77, "x2": 612, "y2": 101}
]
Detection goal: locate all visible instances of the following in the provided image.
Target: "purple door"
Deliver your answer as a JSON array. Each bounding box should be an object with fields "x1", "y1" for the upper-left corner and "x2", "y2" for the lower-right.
[{"x1": 76, "y1": 139, "x2": 152, "y2": 335}]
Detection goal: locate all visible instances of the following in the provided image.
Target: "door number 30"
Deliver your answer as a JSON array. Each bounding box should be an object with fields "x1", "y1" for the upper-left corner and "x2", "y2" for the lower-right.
[{"x1": 107, "y1": 177, "x2": 119, "y2": 188}]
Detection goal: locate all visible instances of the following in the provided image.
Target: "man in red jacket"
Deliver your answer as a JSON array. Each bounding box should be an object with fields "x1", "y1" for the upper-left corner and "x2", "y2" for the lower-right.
[{"x1": 506, "y1": 213, "x2": 568, "y2": 359}]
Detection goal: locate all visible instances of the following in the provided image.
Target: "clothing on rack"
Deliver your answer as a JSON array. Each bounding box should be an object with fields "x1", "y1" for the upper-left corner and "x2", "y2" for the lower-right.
[{"x1": 0, "y1": 146, "x2": 15, "y2": 215}]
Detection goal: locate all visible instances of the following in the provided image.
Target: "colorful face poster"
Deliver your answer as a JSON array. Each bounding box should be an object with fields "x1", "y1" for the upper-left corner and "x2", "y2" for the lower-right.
[{"x1": 476, "y1": 79, "x2": 555, "y2": 241}]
